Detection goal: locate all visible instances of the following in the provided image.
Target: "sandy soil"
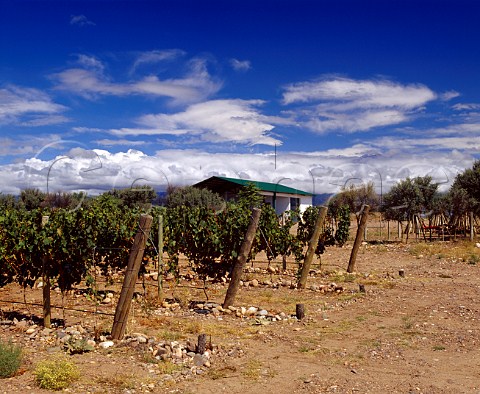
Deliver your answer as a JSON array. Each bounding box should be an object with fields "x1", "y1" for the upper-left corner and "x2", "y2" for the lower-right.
[{"x1": 1, "y1": 238, "x2": 480, "y2": 394}]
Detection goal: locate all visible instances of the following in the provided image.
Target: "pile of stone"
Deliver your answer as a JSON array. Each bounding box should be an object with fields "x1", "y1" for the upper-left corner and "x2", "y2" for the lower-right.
[
  {"x1": 238, "y1": 278, "x2": 344, "y2": 293},
  {"x1": 0, "y1": 318, "x2": 233, "y2": 381},
  {"x1": 240, "y1": 277, "x2": 296, "y2": 288},
  {"x1": 145, "y1": 265, "x2": 331, "y2": 287},
  {"x1": 244, "y1": 265, "x2": 325, "y2": 277},
  {"x1": 309, "y1": 282, "x2": 344, "y2": 293},
  {"x1": 123, "y1": 333, "x2": 212, "y2": 368},
  {"x1": 187, "y1": 301, "x2": 290, "y2": 322}
]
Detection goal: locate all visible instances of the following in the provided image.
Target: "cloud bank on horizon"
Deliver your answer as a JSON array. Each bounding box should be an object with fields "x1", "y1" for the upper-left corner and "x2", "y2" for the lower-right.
[
  {"x1": 1, "y1": 1, "x2": 479, "y2": 197},
  {"x1": 1, "y1": 146, "x2": 468, "y2": 197}
]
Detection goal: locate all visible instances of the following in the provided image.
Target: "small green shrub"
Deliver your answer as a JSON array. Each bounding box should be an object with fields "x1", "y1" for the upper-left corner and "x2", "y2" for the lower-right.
[
  {"x1": 34, "y1": 356, "x2": 80, "y2": 390},
  {"x1": 0, "y1": 340, "x2": 23, "y2": 378},
  {"x1": 63, "y1": 337, "x2": 94, "y2": 355},
  {"x1": 468, "y1": 254, "x2": 479, "y2": 265}
]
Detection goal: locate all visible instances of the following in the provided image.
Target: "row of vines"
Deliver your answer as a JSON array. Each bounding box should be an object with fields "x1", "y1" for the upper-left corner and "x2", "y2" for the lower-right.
[{"x1": 0, "y1": 192, "x2": 350, "y2": 296}]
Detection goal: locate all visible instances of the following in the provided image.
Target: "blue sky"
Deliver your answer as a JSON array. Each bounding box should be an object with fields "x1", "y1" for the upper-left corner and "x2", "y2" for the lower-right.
[{"x1": 1, "y1": 0, "x2": 479, "y2": 196}]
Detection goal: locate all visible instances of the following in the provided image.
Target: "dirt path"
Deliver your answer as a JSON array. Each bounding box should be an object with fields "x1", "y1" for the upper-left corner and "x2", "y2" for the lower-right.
[
  {"x1": 175, "y1": 243, "x2": 480, "y2": 394},
  {"x1": 1, "y1": 241, "x2": 480, "y2": 393}
]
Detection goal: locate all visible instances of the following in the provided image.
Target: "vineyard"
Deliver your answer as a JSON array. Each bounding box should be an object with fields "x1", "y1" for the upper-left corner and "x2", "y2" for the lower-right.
[
  {"x1": 0, "y1": 192, "x2": 350, "y2": 301},
  {"x1": 1, "y1": 186, "x2": 480, "y2": 392}
]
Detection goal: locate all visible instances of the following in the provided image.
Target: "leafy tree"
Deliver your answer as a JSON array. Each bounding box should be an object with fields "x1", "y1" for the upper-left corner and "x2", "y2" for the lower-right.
[
  {"x1": 166, "y1": 186, "x2": 225, "y2": 211},
  {"x1": 446, "y1": 187, "x2": 473, "y2": 220},
  {"x1": 429, "y1": 192, "x2": 449, "y2": 216},
  {"x1": 40, "y1": 192, "x2": 84, "y2": 210},
  {"x1": 382, "y1": 176, "x2": 439, "y2": 222},
  {"x1": 449, "y1": 160, "x2": 480, "y2": 215},
  {"x1": 0, "y1": 193, "x2": 16, "y2": 210},
  {"x1": 413, "y1": 176, "x2": 438, "y2": 213},
  {"x1": 108, "y1": 185, "x2": 156, "y2": 209},
  {"x1": 328, "y1": 182, "x2": 379, "y2": 224},
  {"x1": 19, "y1": 189, "x2": 46, "y2": 210}
]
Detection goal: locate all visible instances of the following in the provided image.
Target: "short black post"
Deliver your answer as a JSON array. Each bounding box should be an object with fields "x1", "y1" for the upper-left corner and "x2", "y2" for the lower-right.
[
  {"x1": 197, "y1": 333, "x2": 207, "y2": 354},
  {"x1": 296, "y1": 303, "x2": 305, "y2": 320}
]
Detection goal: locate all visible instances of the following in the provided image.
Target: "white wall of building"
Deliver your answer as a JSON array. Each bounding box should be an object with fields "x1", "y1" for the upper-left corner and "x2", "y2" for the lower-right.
[
  {"x1": 299, "y1": 196, "x2": 313, "y2": 212},
  {"x1": 274, "y1": 196, "x2": 290, "y2": 215},
  {"x1": 262, "y1": 192, "x2": 312, "y2": 215}
]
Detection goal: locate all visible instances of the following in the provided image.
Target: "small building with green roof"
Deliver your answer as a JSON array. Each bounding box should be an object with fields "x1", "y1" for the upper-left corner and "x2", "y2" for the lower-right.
[{"x1": 193, "y1": 176, "x2": 313, "y2": 214}]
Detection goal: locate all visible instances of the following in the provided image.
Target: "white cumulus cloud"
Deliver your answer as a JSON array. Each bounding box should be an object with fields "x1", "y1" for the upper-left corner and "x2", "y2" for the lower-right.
[
  {"x1": 131, "y1": 49, "x2": 186, "y2": 73},
  {"x1": 0, "y1": 85, "x2": 68, "y2": 125},
  {"x1": 230, "y1": 58, "x2": 251, "y2": 72},
  {"x1": 452, "y1": 103, "x2": 480, "y2": 111},
  {"x1": 52, "y1": 57, "x2": 221, "y2": 104},
  {"x1": 95, "y1": 139, "x2": 147, "y2": 147},
  {"x1": 108, "y1": 99, "x2": 280, "y2": 146},
  {"x1": 76, "y1": 54, "x2": 105, "y2": 72},
  {"x1": 282, "y1": 77, "x2": 437, "y2": 133},
  {"x1": 440, "y1": 90, "x2": 460, "y2": 101},
  {"x1": 0, "y1": 144, "x2": 473, "y2": 196}
]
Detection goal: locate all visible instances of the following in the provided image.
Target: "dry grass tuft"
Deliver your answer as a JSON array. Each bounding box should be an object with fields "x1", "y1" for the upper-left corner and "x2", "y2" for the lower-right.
[
  {"x1": 95, "y1": 373, "x2": 137, "y2": 390},
  {"x1": 209, "y1": 365, "x2": 237, "y2": 380},
  {"x1": 157, "y1": 360, "x2": 181, "y2": 375},
  {"x1": 242, "y1": 359, "x2": 263, "y2": 380},
  {"x1": 409, "y1": 240, "x2": 480, "y2": 263}
]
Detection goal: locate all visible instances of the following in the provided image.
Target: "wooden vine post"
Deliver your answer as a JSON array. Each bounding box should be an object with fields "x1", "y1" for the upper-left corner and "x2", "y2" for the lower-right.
[
  {"x1": 298, "y1": 206, "x2": 328, "y2": 289},
  {"x1": 223, "y1": 208, "x2": 261, "y2": 309},
  {"x1": 197, "y1": 333, "x2": 207, "y2": 354},
  {"x1": 296, "y1": 303, "x2": 305, "y2": 320},
  {"x1": 112, "y1": 214, "x2": 153, "y2": 340},
  {"x1": 347, "y1": 205, "x2": 370, "y2": 273},
  {"x1": 41, "y1": 215, "x2": 51, "y2": 328},
  {"x1": 157, "y1": 214, "x2": 164, "y2": 301}
]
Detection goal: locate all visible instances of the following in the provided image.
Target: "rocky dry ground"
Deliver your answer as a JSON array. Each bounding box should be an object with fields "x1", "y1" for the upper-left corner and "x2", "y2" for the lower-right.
[{"x1": 1, "y1": 238, "x2": 480, "y2": 393}]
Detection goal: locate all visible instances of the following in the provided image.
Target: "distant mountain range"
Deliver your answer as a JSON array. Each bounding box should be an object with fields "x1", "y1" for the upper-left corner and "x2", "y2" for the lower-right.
[{"x1": 313, "y1": 193, "x2": 334, "y2": 206}]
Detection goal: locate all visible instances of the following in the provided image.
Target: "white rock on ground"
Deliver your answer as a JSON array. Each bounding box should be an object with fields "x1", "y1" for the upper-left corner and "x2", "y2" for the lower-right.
[{"x1": 99, "y1": 340, "x2": 114, "y2": 349}]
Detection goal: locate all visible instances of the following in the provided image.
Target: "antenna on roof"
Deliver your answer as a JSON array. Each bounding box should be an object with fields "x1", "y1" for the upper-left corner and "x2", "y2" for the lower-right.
[{"x1": 274, "y1": 143, "x2": 277, "y2": 170}]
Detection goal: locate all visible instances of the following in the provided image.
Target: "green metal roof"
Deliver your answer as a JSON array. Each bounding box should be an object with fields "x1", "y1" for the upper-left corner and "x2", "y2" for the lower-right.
[{"x1": 217, "y1": 176, "x2": 312, "y2": 196}]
